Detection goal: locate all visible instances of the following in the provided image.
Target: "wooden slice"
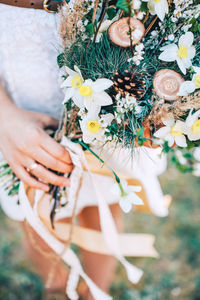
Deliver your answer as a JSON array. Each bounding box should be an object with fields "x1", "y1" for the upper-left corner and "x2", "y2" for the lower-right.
[
  {"x1": 153, "y1": 69, "x2": 184, "y2": 101},
  {"x1": 108, "y1": 17, "x2": 145, "y2": 47}
]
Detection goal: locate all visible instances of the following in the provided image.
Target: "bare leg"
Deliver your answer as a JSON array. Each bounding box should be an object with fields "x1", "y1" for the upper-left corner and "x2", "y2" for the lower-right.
[
  {"x1": 78, "y1": 204, "x2": 123, "y2": 300},
  {"x1": 22, "y1": 222, "x2": 69, "y2": 292}
]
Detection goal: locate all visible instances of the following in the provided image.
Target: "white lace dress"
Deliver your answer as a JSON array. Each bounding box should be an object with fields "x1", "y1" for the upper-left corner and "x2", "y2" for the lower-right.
[{"x1": 0, "y1": 3, "x2": 168, "y2": 220}]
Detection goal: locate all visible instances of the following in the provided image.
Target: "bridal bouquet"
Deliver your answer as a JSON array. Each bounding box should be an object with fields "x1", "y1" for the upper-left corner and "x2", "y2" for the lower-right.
[
  {"x1": 57, "y1": 0, "x2": 200, "y2": 172},
  {"x1": 1, "y1": 0, "x2": 200, "y2": 214}
]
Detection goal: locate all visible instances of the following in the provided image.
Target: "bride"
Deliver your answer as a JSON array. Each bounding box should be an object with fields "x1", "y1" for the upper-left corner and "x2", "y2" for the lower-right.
[{"x1": 0, "y1": 1, "x2": 168, "y2": 299}]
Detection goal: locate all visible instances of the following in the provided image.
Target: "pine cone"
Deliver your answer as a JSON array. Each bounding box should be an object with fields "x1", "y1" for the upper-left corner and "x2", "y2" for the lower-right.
[{"x1": 113, "y1": 70, "x2": 146, "y2": 99}]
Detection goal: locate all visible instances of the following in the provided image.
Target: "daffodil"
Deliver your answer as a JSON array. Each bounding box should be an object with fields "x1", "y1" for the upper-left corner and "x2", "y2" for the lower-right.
[
  {"x1": 154, "y1": 119, "x2": 187, "y2": 147},
  {"x1": 80, "y1": 107, "x2": 114, "y2": 144},
  {"x1": 61, "y1": 66, "x2": 84, "y2": 108},
  {"x1": 79, "y1": 78, "x2": 113, "y2": 111},
  {"x1": 111, "y1": 179, "x2": 143, "y2": 213},
  {"x1": 159, "y1": 32, "x2": 196, "y2": 75},
  {"x1": 183, "y1": 109, "x2": 200, "y2": 141},
  {"x1": 178, "y1": 66, "x2": 200, "y2": 96},
  {"x1": 142, "y1": 0, "x2": 168, "y2": 21}
]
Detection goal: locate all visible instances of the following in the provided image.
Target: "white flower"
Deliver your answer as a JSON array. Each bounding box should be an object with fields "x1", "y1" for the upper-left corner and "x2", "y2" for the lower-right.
[
  {"x1": 79, "y1": 78, "x2": 113, "y2": 111},
  {"x1": 183, "y1": 109, "x2": 200, "y2": 141},
  {"x1": 154, "y1": 118, "x2": 187, "y2": 147},
  {"x1": 178, "y1": 66, "x2": 200, "y2": 96},
  {"x1": 159, "y1": 32, "x2": 196, "y2": 75},
  {"x1": 61, "y1": 66, "x2": 84, "y2": 108},
  {"x1": 142, "y1": 0, "x2": 168, "y2": 21},
  {"x1": 193, "y1": 147, "x2": 200, "y2": 161},
  {"x1": 111, "y1": 179, "x2": 143, "y2": 213},
  {"x1": 80, "y1": 107, "x2": 114, "y2": 144},
  {"x1": 133, "y1": 0, "x2": 141, "y2": 10}
]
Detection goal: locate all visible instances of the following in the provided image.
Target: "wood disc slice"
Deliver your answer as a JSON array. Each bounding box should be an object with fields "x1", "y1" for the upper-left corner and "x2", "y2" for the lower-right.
[{"x1": 108, "y1": 17, "x2": 145, "y2": 47}]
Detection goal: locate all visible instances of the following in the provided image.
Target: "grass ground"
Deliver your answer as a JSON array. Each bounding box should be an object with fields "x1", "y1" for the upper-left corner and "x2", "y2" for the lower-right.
[{"x1": 0, "y1": 165, "x2": 200, "y2": 300}]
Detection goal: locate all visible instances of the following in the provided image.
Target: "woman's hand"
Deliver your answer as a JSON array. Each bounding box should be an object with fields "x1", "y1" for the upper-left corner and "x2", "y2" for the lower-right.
[{"x1": 0, "y1": 104, "x2": 73, "y2": 192}]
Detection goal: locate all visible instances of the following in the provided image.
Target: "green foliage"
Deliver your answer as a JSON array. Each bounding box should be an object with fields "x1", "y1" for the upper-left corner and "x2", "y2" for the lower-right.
[
  {"x1": 116, "y1": 0, "x2": 130, "y2": 13},
  {"x1": 62, "y1": 34, "x2": 131, "y2": 81}
]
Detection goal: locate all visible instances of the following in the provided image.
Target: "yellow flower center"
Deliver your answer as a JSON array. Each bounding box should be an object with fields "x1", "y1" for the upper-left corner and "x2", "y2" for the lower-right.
[
  {"x1": 194, "y1": 75, "x2": 200, "y2": 88},
  {"x1": 71, "y1": 75, "x2": 83, "y2": 88},
  {"x1": 177, "y1": 46, "x2": 188, "y2": 59},
  {"x1": 154, "y1": 0, "x2": 161, "y2": 2},
  {"x1": 87, "y1": 120, "x2": 101, "y2": 133},
  {"x1": 171, "y1": 126, "x2": 182, "y2": 137},
  {"x1": 80, "y1": 85, "x2": 93, "y2": 97},
  {"x1": 192, "y1": 120, "x2": 200, "y2": 134}
]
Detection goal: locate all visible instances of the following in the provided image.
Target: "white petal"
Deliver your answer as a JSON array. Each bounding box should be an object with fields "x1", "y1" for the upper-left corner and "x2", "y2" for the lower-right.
[
  {"x1": 72, "y1": 90, "x2": 84, "y2": 109},
  {"x1": 61, "y1": 76, "x2": 73, "y2": 88},
  {"x1": 159, "y1": 45, "x2": 178, "y2": 62},
  {"x1": 119, "y1": 198, "x2": 132, "y2": 213},
  {"x1": 65, "y1": 66, "x2": 77, "y2": 76},
  {"x1": 154, "y1": 126, "x2": 171, "y2": 138},
  {"x1": 187, "y1": 47, "x2": 196, "y2": 59},
  {"x1": 165, "y1": 134, "x2": 174, "y2": 147},
  {"x1": 74, "y1": 65, "x2": 84, "y2": 80},
  {"x1": 179, "y1": 32, "x2": 194, "y2": 47},
  {"x1": 187, "y1": 130, "x2": 200, "y2": 141},
  {"x1": 130, "y1": 193, "x2": 144, "y2": 205},
  {"x1": 186, "y1": 109, "x2": 200, "y2": 127},
  {"x1": 174, "y1": 120, "x2": 187, "y2": 134},
  {"x1": 177, "y1": 57, "x2": 186, "y2": 74},
  {"x1": 63, "y1": 88, "x2": 74, "y2": 102},
  {"x1": 92, "y1": 79, "x2": 113, "y2": 92},
  {"x1": 154, "y1": 1, "x2": 165, "y2": 21},
  {"x1": 178, "y1": 81, "x2": 196, "y2": 96},
  {"x1": 182, "y1": 57, "x2": 192, "y2": 69},
  {"x1": 87, "y1": 105, "x2": 101, "y2": 118},
  {"x1": 160, "y1": 43, "x2": 177, "y2": 51},
  {"x1": 128, "y1": 185, "x2": 142, "y2": 193},
  {"x1": 93, "y1": 91, "x2": 113, "y2": 106},
  {"x1": 175, "y1": 135, "x2": 187, "y2": 147}
]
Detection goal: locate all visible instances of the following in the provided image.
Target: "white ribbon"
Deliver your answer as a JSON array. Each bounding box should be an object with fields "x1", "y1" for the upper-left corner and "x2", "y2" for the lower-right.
[
  {"x1": 19, "y1": 137, "x2": 143, "y2": 300},
  {"x1": 61, "y1": 137, "x2": 143, "y2": 284}
]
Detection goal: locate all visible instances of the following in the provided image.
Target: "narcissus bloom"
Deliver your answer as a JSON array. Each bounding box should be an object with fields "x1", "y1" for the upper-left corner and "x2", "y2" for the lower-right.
[
  {"x1": 154, "y1": 119, "x2": 187, "y2": 147},
  {"x1": 159, "y1": 32, "x2": 196, "y2": 75},
  {"x1": 61, "y1": 66, "x2": 84, "y2": 108},
  {"x1": 142, "y1": 0, "x2": 168, "y2": 21},
  {"x1": 80, "y1": 107, "x2": 114, "y2": 144},
  {"x1": 111, "y1": 179, "x2": 143, "y2": 213},
  {"x1": 178, "y1": 66, "x2": 200, "y2": 96},
  {"x1": 183, "y1": 109, "x2": 200, "y2": 141},
  {"x1": 80, "y1": 78, "x2": 113, "y2": 111}
]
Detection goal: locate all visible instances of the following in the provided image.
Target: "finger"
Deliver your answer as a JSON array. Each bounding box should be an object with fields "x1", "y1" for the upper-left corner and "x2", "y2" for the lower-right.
[
  {"x1": 39, "y1": 133, "x2": 72, "y2": 164},
  {"x1": 29, "y1": 164, "x2": 70, "y2": 187},
  {"x1": 32, "y1": 147, "x2": 74, "y2": 173},
  {"x1": 11, "y1": 164, "x2": 49, "y2": 192},
  {"x1": 32, "y1": 112, "x2": 59, "y2": 129}
]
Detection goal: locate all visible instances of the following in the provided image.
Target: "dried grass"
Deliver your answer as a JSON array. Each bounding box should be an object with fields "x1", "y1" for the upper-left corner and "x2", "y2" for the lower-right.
[
  {"x1": 144, "y1": 90, "x2": 200, "y2": 128},
  {"x1": 57, "y1": 0, "x2": 85, "y2": 47}
]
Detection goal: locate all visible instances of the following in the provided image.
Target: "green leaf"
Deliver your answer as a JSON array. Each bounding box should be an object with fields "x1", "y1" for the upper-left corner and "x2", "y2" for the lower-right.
[
  {"x1": 116, "y1": 0, "x2": 130, "y2": 13},
  {"x1": 107, "y1": 8, "x2": 117, "y2": 20},
  {"x1": 140, "y1": 1, "x2": 148, "y2": 12},
  {"x1": 57, "y1": 53, "x2": 65, "y2": 68},
  {"x1": 86, "y1": 23, "x2": 95, "y2": 35}
]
